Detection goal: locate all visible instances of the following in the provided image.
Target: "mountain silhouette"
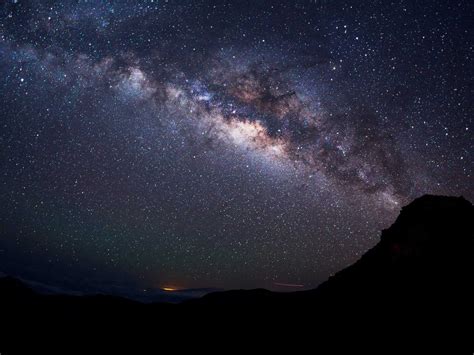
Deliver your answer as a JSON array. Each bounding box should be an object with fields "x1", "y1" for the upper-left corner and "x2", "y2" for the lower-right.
[
  {"x1": 1, "y1": 195, "x2": 473, "y2": 353},
  {"x1": 184, "y1": 194, "x2": 473, "y2": 308}
]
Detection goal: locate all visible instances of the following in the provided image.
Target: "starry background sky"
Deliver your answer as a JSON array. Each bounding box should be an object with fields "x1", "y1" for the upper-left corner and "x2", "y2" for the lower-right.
[{"x1": 0, "y1": 0, "x2": 472, "y2": 294}]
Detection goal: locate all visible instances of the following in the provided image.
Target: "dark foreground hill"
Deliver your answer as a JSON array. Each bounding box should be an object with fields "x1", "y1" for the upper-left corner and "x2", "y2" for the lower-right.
[{"x1": 1, "y1": 195, "x2": 473, "y2": 353}]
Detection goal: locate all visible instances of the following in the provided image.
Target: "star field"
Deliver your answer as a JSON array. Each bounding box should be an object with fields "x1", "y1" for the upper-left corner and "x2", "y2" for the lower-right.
[{"x1": 0, "y1": 0, "x2": 472, "y2": 292}]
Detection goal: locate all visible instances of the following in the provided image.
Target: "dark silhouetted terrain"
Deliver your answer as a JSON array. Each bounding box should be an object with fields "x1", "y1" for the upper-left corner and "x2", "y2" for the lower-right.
[{"x1": 1, "y1": 195, "x2": 473, "y2": 353}]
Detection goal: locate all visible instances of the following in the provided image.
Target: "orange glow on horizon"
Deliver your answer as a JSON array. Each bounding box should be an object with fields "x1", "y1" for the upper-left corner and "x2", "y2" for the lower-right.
[{"x1": 162, "y1": 287, "x2": 177, "y2": 292}]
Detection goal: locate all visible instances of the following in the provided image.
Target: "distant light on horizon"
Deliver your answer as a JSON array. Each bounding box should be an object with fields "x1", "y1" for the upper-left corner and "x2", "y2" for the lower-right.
[{"x1": 162, "y1": 287, "x2": 178, "y2": 292}]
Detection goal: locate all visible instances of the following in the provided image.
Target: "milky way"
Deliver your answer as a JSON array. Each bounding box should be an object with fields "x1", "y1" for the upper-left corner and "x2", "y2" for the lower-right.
[{"x1": 0, "y1": 0, "x2": 472, "y2": 292}]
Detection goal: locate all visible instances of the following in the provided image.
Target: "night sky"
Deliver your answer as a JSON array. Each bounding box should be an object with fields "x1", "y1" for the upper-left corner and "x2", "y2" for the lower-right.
[{"x1": 0, "y1": 0, "x2": 472, "y2": 293}]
